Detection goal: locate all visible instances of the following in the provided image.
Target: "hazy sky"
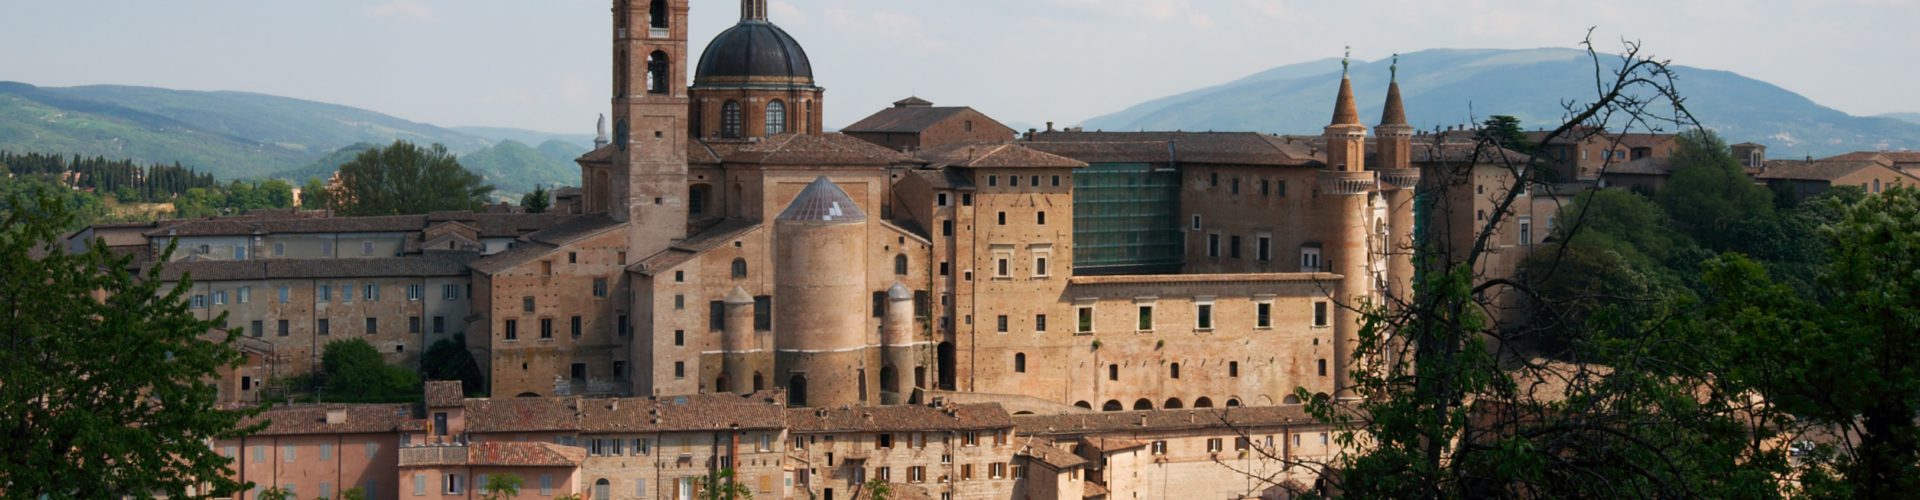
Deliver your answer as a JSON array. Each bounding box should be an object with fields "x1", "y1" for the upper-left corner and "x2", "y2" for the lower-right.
[{"x1": 4, "y1": 0, "x2": 1916, "y2": 135}]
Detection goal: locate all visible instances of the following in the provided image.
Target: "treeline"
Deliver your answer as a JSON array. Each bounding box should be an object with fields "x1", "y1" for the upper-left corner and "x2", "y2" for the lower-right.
[{"x1": 0, "y1": 150, "x2": 219, "y2": 203}]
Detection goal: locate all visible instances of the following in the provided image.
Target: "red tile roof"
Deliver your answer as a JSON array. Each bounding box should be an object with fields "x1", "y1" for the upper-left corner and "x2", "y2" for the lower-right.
[
  {"x1": 244, "y1": 404, "x2": 422, "y2": 436},
  {"x1": 785, "y1": 404, "x2": 1014, "y2": 433},
  {"x1": 918, "y1": 143, "x2": 1087, "y2": 169}
]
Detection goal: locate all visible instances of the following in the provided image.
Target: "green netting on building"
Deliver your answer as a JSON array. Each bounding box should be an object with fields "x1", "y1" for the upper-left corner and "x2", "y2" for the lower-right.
[{"x1": 1073, "y1": 163, "x2": 1183, "y2": 275}]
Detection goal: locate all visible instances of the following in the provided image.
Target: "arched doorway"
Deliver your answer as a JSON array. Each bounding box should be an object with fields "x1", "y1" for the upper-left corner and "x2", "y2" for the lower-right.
[
  {"x1": 937, "y1": 342, "x2": 957, "y2": 391},
  {"x1": 753, "y1": 372, "x2": 765, "y2": 392},
  {"x1": 1102, "y1": 400, "x2": 1123, "y2": 412},
  {"x1": 1133, "y1": 399, "x2": 1153, "y2": 410},
  {"x1": 788, "y1": 374, "x2": 809, "y2": 407},
  {"x1": 715, "y1": 374, "x2": 731, "y2": 394},
  {"x1": 1164, "y1": 398, "x2": 1184, "y2": 409},
  {"x1": 1193, "y1": 397, "x2": 1214, "y2": 408}
]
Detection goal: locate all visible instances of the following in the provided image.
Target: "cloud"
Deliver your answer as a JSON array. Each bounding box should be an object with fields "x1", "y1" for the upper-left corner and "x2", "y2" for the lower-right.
[{"x1": 364, "y1": 0, "x2": 437, "y2": 23}]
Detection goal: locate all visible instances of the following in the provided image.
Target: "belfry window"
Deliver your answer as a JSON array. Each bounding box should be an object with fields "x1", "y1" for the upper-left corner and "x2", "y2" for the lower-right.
[
  {"x1": 721, "y1": 101, "x2": 744, "y2": 138},
  {"x1": 649, "y1": 0, "x2": 668, "y2": 29},
  {"x1": 647, "y1": 51, "x2": 670, "y2": 94},
  {"x1": 766, "y1": 100, "x2": 788, "y2": 135},
  {"x1": 615, "y1": 49, "x2": 629, "y2": 98}
]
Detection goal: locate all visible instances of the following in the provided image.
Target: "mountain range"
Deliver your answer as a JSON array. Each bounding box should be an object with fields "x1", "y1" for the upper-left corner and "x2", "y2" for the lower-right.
[
  {"x1": 0, "y1": 81, "x2": 587, "y2": 194},
  {"x1": 1085, "y1": 48, "x2": 1920, "y2": 158}
]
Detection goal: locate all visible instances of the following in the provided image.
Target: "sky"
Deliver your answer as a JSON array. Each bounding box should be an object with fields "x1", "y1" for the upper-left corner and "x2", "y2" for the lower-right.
[{"x1": 3, "y1": 0, "x2": 1916, "y2": 135}]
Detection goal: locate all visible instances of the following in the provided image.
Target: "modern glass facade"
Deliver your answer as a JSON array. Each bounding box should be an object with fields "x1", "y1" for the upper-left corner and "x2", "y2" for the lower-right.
[{"x1": 1072, "y1": 163, "x2": 1183, "y2": 275}]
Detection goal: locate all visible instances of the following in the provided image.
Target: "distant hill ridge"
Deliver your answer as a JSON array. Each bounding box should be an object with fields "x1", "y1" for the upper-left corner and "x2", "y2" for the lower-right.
[
  {"x1": 1085, "y1": 48, "x2": 1920, "y2": 157},
  {"x1": 0, "y1": 81, "x2": 586, "y2": 194}
]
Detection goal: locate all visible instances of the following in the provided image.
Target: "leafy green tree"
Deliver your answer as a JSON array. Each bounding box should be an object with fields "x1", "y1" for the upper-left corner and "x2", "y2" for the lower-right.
[
  {"x1": 332, "y1": 140, "x2": 494, "y2": 216},
  {"x1": 482, "y1": 473, "x2": 524, "y2": 500},
  {"x1": 421, "y1": 336, "x2": 486, "y2": 396},
  {"x1": 1704, "y1": 187, "x2": 1920, "y2": 497},
  {"x1": 522, "y1": 184, "x2": 551, "y2": 214},
  {"x1": 1655, "y1": 129, "x2": 1774, "y2": 250},
  {"x1": 855, "y1": 478, "x2": 891, "y2": 500},
  {"x1": 336, "y1": 486, "x2": 368, "y2": 500},
  {"x1": 317, "y1": 338, "x2": 421, "y2": 402},
  {"x1": 1474, "y1": 115, "x2": 1532, "y2": 154},
  {"x1": 258, "y1": 486, "x2": 292, "y2": 500},
  {"x1": 695, "y1": 468, "x2": 753, "y2": 500},
  {"x1": 0, "y1": 187, "x2": 261, "y2": 498},
  {"x1": 301, "y1": 176, "x2": 333, "y2": 210}
]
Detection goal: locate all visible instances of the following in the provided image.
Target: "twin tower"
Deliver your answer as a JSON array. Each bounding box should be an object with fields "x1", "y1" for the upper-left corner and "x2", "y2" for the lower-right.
[{"x1": 1322, "y1": 61, "x2": 1421, "y2": 398}]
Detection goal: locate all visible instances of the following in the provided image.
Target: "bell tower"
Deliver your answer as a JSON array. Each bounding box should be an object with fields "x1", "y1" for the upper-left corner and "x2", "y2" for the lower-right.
[{"x1": 612, "y1": 0, "x2": 691, "y2": 257}]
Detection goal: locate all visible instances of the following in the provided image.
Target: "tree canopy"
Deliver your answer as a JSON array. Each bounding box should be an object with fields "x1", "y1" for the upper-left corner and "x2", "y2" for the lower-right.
[
  {"x1": 0, "y1": 187, "x2": 260, "y2": 498},
  {"x1": 315, "y1": 338, "x2": 421, "y2": 403},
  {"x1": 329, "y1": 141, "x2": 494, "y2": 216},
  {"x1": 521, "y1": 184, "x2": 551, "y2": 214}
]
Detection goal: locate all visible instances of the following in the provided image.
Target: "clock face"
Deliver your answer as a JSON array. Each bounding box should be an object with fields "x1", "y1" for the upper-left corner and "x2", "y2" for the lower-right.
[{"x1": 615, "y1": 120, "x2": 631, "y2": 151}]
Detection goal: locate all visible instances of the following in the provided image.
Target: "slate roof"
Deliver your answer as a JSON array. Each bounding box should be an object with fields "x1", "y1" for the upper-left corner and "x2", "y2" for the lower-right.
[
  {"x1": 1025, "y1": 131, "x2": 1319, "y2": 166},
  {"x1": 784, "y1": 404, "x2": 1014, "y2": 433},
  {"x1": 918, "y1": 143, "x2": 1088, "y2": 169},
  {"x1": 777, "y1": 177, "x2": 868, "y2": 223},
  {"x1": 154, "y1": 252, "x2": 481, "y2": 282},
  {"x1": 244, "y1": 404, "x2": 421, "y2": 436},
  {"x1": 1014, "y1": 406, "x2": 1321, "y2": 436}
]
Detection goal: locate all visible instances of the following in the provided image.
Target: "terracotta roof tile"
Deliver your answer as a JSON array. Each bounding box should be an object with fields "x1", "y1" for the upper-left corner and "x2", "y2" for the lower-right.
[
  {"x1": 244, "y1": 404, "x2": 421, "y2": 436},
  {"x1": 706, "y1": 133, "x2": 914, "y2": 166},
  {"x1": 1025, "y1": 132, "x2": 1318, "y2": 166},
  {"x1": 918, "y1": 143, "x2": 1088, "y2": 169},
  {"x1": 154, "y1": 252, "x2": 481, "y2": 282},
  {"x1": 463, "y1": 397, "x2": 583, "y2": 433},
  {"x1": 578, "y1": 392, "x2": 788, "y2": 432},
  {"x1": 1758, "y1": 159, "x2": 1909, "y2": 182},
  {"x1": 844, "y1": 106, "x2": 971, "y2": 134},
  {"x1": 1014, "y1": 406, "x2": 1321, "y2": 436},
  {"x1": 425, "y1": 381, "x2": 465, "y2": 408},
  {"x1": 1018, "y1": 438, "x2": 1088, "y2": 469},
  {"x1": 466, "y1": 441, "x2": 587, "y2": 466},
  {"x1": 785, "y1": 404, "x2": 1014, "y2": 433}
]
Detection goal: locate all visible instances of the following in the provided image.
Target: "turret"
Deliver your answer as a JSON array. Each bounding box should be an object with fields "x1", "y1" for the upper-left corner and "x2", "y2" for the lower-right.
[
  {"x1": 773, "y1": 177, "x2": 873, "y2": 407},
  {"x1": 721, "y1": 286, "x2": 760, "y2": 395},
  {"x1": 1317, "y1": 54, "x2": 1377, "y2": 401},
  {"x1": 881, "y1": 282, "x2": 918, "y2": 404},
  {"x1": 1377, "y1": 56, "x2": 1420, "y2": 309}
]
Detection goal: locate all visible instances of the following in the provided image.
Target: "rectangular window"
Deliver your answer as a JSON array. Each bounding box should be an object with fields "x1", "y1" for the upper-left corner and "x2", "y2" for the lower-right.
[
  {"x1": 522, "y1": 296, "x2": 535, "y2": 313},
  {"x1": 443, "y1": 284, "x2": 459, "y2": 301},
  {"x1": 942, "y1": 220, "x2": 954, "y2": 237},
  {"x1": 995, "y1": 258, "x2": 1010, "y2": 278},
  {"x1": 250, "y1": 320, "x2": 264, "y2": 338},
  {"x1": 1151, "y1": 440, "x2": 1168, "y2": 455},
  {"x1": 1035, "y1": 314, "x2": 1047, "y2": 331},
  {"x1": 433, "y1": 316, "x2": 445, "y2": 334},
  {"x1": 675, "y1": 294, "x2": 685, "y2": 309},
  {"x1": 570, "y1": 363, "x2": 586, "y2": 381},
  {"x1": 939, "y1": 262, "x2": 950, "y2": 276},
  {"x1": 362, "y1": 241, "x2": 375, "y2": 256},
  {"x1": 273, "y1": 242, "x2": 286, "y2": 256},
  {"x1": 1256, "y1": 302, "x2": 1272, "y2": 329},
  {"x1": 1138, "y1": 305, "x2": 1154, "y2": 331},
  {"x1": 961, "y1": 464, "x2": 974, "y2": 481},
  {"x1": 674, "y1": 361, "x2": 686, "y2": 379},
  {"x1": 614, "y1": 361, "x2": 626, "y2": 378},
  {"x1": 238, "y1": 287, "x2": 251, "y2": 304},
  {"x1": 996, "y1": 315, "x2": 1008, "y2": 333},
  {"x1": 213, "y1": 291, "x2": 226, "y2": 306},
  {"x1": 541, "y1": 475, "x2": 554, "y2": 496},
  {"x1": 990, "y1": 463, "x2": 1007, "y2": 479},
  {"x1": 1230, "y1": 235, "x2": 1242, "y2": 259},
  {"x1": 593, "y1": 278, "x2": 609, "y2": 298},
  {"x1": 963, "y1": 193, "x2": 972, "y2": 206},
  {"x1": 1301, "y1": 247, "x2": 1322, "y2": 272},
  {"x1": 1034, "y1": 255, "x2": 1051, "y2": 277},
  {"x1": 504, "y1": 320, "x2": 518, "y2": 340},
  {"x1": 1257, "y1": 236, "x2": 1272, "y2": 262},
  {"x1": 571, "y1": 316, "x2": 583, "y2": 339},
  {"x1": 710, "y1": 301, "x2": 726, "y2": 330},
  {"x1": 279, "y1": 319, "x2": 290, "y2": 337},
  {"x1": 540, "y1": 318, "x2": 554, "y2": 339},
  {"x1": 192, "y1": 295, "x2": 207, "y2": 309},
  {"x1": 1260, "y1": 179, "x2": 1270, "y2": 196},
  {"x1": 444, "y1": 474, "x2": 463, "y2": 495},
  {"x1": 1207, "y1": 234, "x2": 1221, "y2": 257},
  {"x1": 317, "y1": 318, "x2": 331, "y2": 336},
  {"x1": 1207, "y1": 438, "x2": 1224, "y2": 453},
  {"x1": 279, "y1": 285, "x2": 290, "y2": 302},
  {"x1": 319, "y1": 284, "x2": 331, "y2": 301},
  {"x1": 937, "y1": 192, "x2": 949, "y2": 206},
  {"x1": 1518, "y1": 217, "x2": 1533, "y2": 245},
  {"x1": 1230, "y1": 178, "x2": 1240, "y2": 194},
  {"x1": 997, "y1": 212, "x2": 1007, "y2": 225},
  {"x1": 284, "y1": 445, "x2": 296, "y2": 462},
  {"x1": 1192, "y1": 214, "x2": 1202, "y2": 230},
  {"x1": 1277, "y1": 180, "x2": 1287, "y2": 197},
  {"x1": 320, "y1": 241, "x2": 333, "y2": 256},
  {"x1": 1314, "y1": 302, "x2": 1329, "y2": 327},
  {"x1": 234, "y1": 245, "x2": 247, "y2": 261},
  {"x1": 619, "y1": 314, "x2": 630, "y2": 337},
  {"x1": 675, "y1": 330, "x2": 685, "y2": 346},
  {"x1": 1196, "y1": 303, "x2": 1213, "y2": 330},
  {"x1": 368, "y1": 283, "x2": 382, "y2": 301},
  {"x1": 1037, "y1": 211, "x2": 1047, "y2": 225},
  {"x1": 365, "y1": 317, "x2": 378, "y2": 335},
  {"x1": 755, "y1": 296, "x2": 772, "y2": 330},
  {"x1": 1077, "y1": 306, "x2": 1094, "y2": 333},
  {"x1": 409, "y1": 316, "x2": 421, "y2": 334}
]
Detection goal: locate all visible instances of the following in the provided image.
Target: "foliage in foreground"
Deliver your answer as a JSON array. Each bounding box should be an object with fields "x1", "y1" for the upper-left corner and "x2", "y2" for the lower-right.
[{"x1": 0, "y1": 187, "x2": 260, "y2": 497}]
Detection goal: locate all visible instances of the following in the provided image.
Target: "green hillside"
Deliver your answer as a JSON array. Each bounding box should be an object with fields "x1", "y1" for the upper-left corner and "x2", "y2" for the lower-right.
[
  {"x1": 457, "y1": 140, "x2": 584, "y2": 195},
  {"x1": 271, "y1": 143, "x2": 380, "y2": 182},
  {"x1": 1881, "y1": 112, "x2": 1920, "y2": 126},
  {"x1": 0, "y1": 81, "x2": 506, "y2": 180},
  {"x1": 1084, "y1": 48, "x2": 1920, "y2": 158}
]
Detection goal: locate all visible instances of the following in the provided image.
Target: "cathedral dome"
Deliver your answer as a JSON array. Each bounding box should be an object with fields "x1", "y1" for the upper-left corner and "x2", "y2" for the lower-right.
[{"x1": 694, "y1": 20, "x2": 815, "y2": 88}]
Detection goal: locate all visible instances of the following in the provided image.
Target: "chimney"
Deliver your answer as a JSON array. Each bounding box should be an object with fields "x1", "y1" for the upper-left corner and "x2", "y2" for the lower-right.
[
  {"x1": 326, "y1": 409, "x2": 347, "y2": 425},
  {"x1": 1045, "y1": 122, "x2": 1055, "y2": 133},
  {"x1": 1137, "y1": 415, "x2": 1148, "y2": 427}
]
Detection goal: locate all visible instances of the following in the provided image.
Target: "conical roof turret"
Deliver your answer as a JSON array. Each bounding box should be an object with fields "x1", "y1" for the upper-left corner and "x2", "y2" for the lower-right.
[
  {"x1": 1380, "y1": 55, "x2": 1408, "y2": 127},
  {"x1": 1331, "y1": 73, "x2": 1361, "y2": 126},
  {"x1": 725, "y1": 285, "x2": 754, "y2": 304},
  {"x1": 887, "y1": 282, "x2": 912, "y2": 301}
]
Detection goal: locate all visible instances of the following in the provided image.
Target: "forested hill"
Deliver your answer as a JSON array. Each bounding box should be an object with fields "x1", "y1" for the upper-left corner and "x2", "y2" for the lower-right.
[
  {"x1": 0, "y1": 82, "x2": 585, "y2": 193},
  {"x1": 1085, "y1": 48, "x2": 1920, "y2": 158}
]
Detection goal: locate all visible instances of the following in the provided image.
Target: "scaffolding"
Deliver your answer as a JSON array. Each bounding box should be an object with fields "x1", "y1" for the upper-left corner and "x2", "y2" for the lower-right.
[{"x1": 1073, "y1": 163, "x2": 1183, "y2": 275}]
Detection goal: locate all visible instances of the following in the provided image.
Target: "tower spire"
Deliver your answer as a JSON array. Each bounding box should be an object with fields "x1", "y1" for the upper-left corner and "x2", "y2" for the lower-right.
[
  {"x1": 1331, "y1": 57, "x2": 1360, "y2": 126},
  {"x1": 1381, "y1": 54, "x2": 1408, "y2": 126},
  {"x1": 742, "y1": 0, "x2": 768, "y2": 21}
]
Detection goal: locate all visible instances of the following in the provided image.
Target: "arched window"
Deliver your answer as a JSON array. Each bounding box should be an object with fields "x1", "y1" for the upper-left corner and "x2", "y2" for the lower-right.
[
  {"x1": 731, "y1": 258, "x2": 748, "y2": 279},
  {"x1": 647, "y1": 51, "x2": 670, "y2": 94},
  {"x1": 894, "y1": 254, "x2": 909, "y2": 275},
  {"x1": 594, "y1": 479, "x2": 611, "y2": 500},
  {"x1": 1108, "y1": 364, "x2": 1118, "y2": 381},
  {"x1": 1164, "y1": 398, "x2": 1183, "y2": 409},
  {"x1": 1102, "y1": 400, "x2": 1123, "y2": 412},
  {"x1": 1133, "y1": 399, "x2": 1153, "y2": 410},
  {"x1": 1074, "y1": 401, "x2": 1092, "y2": 409},
  {"x1": 721, "y1": 100, "x2": 743, "y2": 138},
  {"x1": 649, "y1": 0, "x2": 668, "y2": 29},
  {"x1": 1283, "y1": 395, "x2": 1302, "y2": 405},
  {"x1": 1193, "y1": 397, "x2": 1214, "y2": 408},
  {"x1": 1226, "y1": 398, "x2": 1242, "y2": 407},
  {"x1": 1170, "y1": 363, "x2": 1180, "y2": 379},
  {"x1": 1014, "y1": 353, "x2": 1026, "y2": 373},
  {"x1": 766, "y1": 100, "x2": 788, "y2": 135}
]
